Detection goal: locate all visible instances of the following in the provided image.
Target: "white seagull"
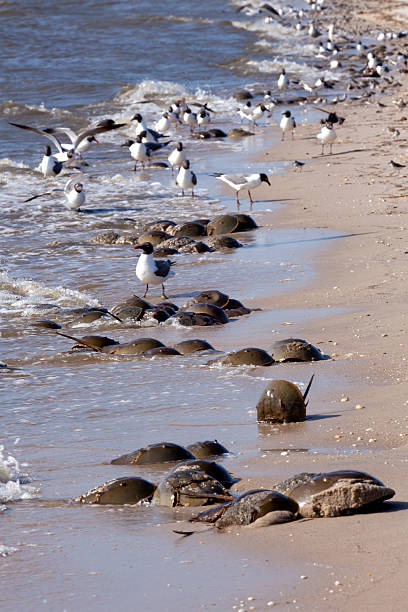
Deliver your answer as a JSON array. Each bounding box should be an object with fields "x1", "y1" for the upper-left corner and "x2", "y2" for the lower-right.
[
  {"x1": 10, "y1": 118, "x2": 126, "y2": 163},
  {"x1": 280, "y1": 111, "x2": 296, "y2": 140},
  {"x1": 317, "y1": 123, "x2": 336, "y2": 154},
  {"x1": 121, "y1": 136, "x2": 150, "y2": 170},
  {"x1": 183, "y1": 108, "x2": 198, "y2": 133},
  {"x1": 168, "y1": 142, "x2": 186, "y2": 173},
  {"x1": 176, "y1": 159, "x2": 197, "y2": 196},
  {"x1": 64, "y1": 177, "x2": 86, "y2": 210},
  {"x1": 134, "y1": 242, "x2": 174, "y2": 298},
  {"x1": 38, "y1": 145, "x2": 72, "y2": 178},
  {"x1": 216, "y1": 172, "x2": 271, "y2": 208},
  {"x1": 277, "y1": 68, "x2": 289, "y2": 90},
  {"x1": 155, "y1": 112, "x2": 171, "y2": 134}
]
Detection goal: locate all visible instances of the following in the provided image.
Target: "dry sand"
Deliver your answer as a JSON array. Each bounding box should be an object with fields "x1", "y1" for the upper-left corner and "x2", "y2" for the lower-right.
[{"x1": 167, "y1": 6, "x2": 408, "y2": 611}]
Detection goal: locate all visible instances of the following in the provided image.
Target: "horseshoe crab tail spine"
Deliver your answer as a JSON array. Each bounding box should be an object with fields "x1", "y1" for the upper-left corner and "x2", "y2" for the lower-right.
[
  {"x1": 302, "y1": 374, "x2": 315, "y2": 403},
  {"x1": 55, "y1": 331, "x2": 103, "y2": 353},
  {"x1": 106, "y1": 311, "x2": 123, "y2": 323}
]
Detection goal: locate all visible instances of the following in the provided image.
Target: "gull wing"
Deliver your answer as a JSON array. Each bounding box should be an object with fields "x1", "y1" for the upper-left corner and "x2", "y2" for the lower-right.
[
  {"x1": 73, "y1": 119, "x2": 127, "y2": 150},
  {"x1": 9, "y1": 122, "x2": 64, "y2": 153}
]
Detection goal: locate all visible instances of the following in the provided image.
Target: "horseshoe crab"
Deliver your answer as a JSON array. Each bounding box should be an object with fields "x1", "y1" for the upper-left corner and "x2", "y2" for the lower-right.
[
  {"x1": 206, "y1": 236, "x2": 242, "y2": 250},
  {"x1": 234, "y1": 214, "x2": 258, "y2": 231},
  {"x1": 172, "y1": 460, "x2": 236, "y2": 489},
  {"x1": 274, "y1": 470, "x2": 395, "y2": 518},
  {"x1": 192, "y1": 489, "x2": 298, "y2": 528},
  {"x1": 141, "y1": 307, "x2": 172, "y2": 323},
  {"x1": 174, "y1": 339, "x2": 215, "y2": 354},
  {"x1": 143, "y1": 220, "x2": 176, "y2": 233},
  {"x1": 223, "y1": 302, "x2": 251, "y2": 317},
  {"x1": 111, "y1": 442, "x2": 195, "y2": 465},
  {"x1": 187, "y1": 290, "x2": 230, "y2": 309},
  {"x1": 207, "y1": 215, "x2": 239, "y2": 236},
  {"x1": 256, "y1": 376, "x2": 314, "y2": 423},
  {"x1": 269, "y1": 338, "x2": 325, "y2": 362},
  {"x1": 108, "y1": 338, "x2": 166, "y2": 355},
  {"x1": 217, "y1": 348, "x2": 274, "y2": 367},
  {"x1": 56, "y1": 332, "x2": 119, "y2": 353},
  {"x1": 142, "y1": 346, "x2": 181, "y2": 357},
  {"x1": 75, "y1": 476, "x2": 156, "y2": 505},
  {"x1": 110, "y1": 295, "x2": 152, "y2": 321},
  {"x1": 180, "y1": 303, "x2": 229, "y2": 324},
  {"x1": 137, "y1": 230, "x2": 171, "y2": 246},
  {"x1": 152, "y1": 469, "x2": 233, "y2": 507},
  {"x1": 178, "y1": 241, "x2": 212, "y2": 254},
  {"x1": 186, "y1": 440, "x2": 229, "y2": 459},
  {"x1": 168, "y1": 222, "x2": 207, "y2": 238},
  {"x1": 168, "y1": 312, "x2": 218, "y2": 326}
]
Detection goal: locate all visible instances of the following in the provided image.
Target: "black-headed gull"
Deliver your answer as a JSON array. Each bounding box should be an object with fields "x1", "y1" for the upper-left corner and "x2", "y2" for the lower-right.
[
  {"x1": 168, "y1": 142, "x2": 186, "y2": 173},
  {"x1": 317, "y1": 123, "x2": 336, "y2": 154},
  {"x1": 216, "y1": 172, "x2": 271, "y2": 208},
  {"x1": 134, "y1": 242, "x2": 174, "y2": 298},
  {"x1": 64, "y1": 177, "x2": 85, "y2": 210},
  {"x1": 280, "y1": 111, "x2": 296, "y2": 140},
  {"x1": 176, "y1": 159, "x2": 197, "y2": 196},
  {"x1": 121, "y1": 136, "x2": 150, "y2": 170}
]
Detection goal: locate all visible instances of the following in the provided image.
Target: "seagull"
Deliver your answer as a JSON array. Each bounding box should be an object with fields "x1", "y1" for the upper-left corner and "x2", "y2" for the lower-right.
[
  {"x1": 121, "y1": 136, "x2": 150, "y2": 170},
  {"x1": 64, "y1": 177, "x2": 86, "y2": 210},
  {"x1": 38, "y1": 145, "x2": 72, "y2": 178},
  {"x1": 237, "y1": 101, "x2": 253, "y2": 123},
  {"x1": 155, "y1": 112, "x2": 171, "y2": 133},
  {"x1": 10, "y1": 118, "x2": 126, "y2": 162},
  {"x1": 168, "y1": 142, "x2": 186, "y2": 173},
  {"x1": 176, "y1": 159, "x2": 197, "y2": 196},
  {"x1": 277, "y1": 68, "x2": 289, "y2": 90},
  {"x1": 317, "y1": 123, "x2": 336, "y2": 154},
  {"x1": 249, "y1": 103, "x2": 268, "y2": 126},
  {"x1": 183, "y1": 108, "x2": 198, "y2": 133},
  {"x1": 280, "y1": 110, "x2": 296, "y2": 140},
  {"x1": 42, "y1": 127, "x2": 98, "y2": 157},
  {"x1": 215, "y1": 172, "x2": 271, "y2": 208},
  {"x1": 131, "y1": 113, "x2": 162, "y2": 142},
  {"x1": 197, "y1": 108, "x2": 211, "y2": 129},
  {"x1": 134, "y1": 242, "x2": 174, "y2": 298}
]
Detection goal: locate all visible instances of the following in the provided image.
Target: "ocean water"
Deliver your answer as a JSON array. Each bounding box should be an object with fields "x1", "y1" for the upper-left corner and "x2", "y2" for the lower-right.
[{"x1": 0, "y1": 0, "x2": 391, "y2": 609}]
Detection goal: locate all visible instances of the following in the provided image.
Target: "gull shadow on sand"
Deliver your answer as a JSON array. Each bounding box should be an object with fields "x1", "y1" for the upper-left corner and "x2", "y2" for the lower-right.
[
  {"x1": 306, "y1": 413, "x2": 341, "y2": 421},
  {"x1": 80, "y1": 206, "x2": 144, "y2": 214},
  {"x1": 312, "y1": 148, "x2": 371, "y2": 159},
  {"x1": 257, "y1": 231, "x2": 374, "y2": 248}
]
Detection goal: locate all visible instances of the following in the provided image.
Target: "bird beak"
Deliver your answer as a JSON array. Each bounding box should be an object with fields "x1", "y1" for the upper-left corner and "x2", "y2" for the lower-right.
[
  {"x1": 133, "y1": 245, "x2": 142, "y2": 250},
  {"x1": 266, "y1": 177, "x2": 271, "y2": 186}
]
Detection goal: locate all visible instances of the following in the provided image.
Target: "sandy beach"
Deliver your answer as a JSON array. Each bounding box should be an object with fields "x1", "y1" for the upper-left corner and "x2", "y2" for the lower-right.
[{"x1": 189, "y1": 7, "x2": 408, "y2": 608}]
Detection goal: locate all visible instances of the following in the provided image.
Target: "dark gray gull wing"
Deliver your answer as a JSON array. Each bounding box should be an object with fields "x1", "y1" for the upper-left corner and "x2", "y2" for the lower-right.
[
  {"x1": 9, "y1": 122, "x2": 64, "y2": 153},
  {"x1": 73, "y1": 119, "x2": 127, "y2": 150},
  {"x1": 154, "y1": 259, "x2": 172, "y2": 278}
]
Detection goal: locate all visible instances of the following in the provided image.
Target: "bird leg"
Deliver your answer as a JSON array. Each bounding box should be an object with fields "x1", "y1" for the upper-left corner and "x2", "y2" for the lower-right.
[
  {"x1": 133, "y1": 162, "x2": 138, "y2": 171},
  {"x1": 161, "y1": 284, "x2": 168, "y2": 299},
  {"x1": 181, "y1": 189, "x2": 185, "y2": 196},
  {"x1": 191, "y1": 189, "x2": 194, "y2": 197},
  {"x1": 143, "y1": 284, "x2": 149, "y2": 297},
  {"x1": 236, "y1": 194, "x2": 240, "y2": 210},
  {"x1": 248, "y1": 190, "x2": 254, "y2": 205},
  {"x1": 329, "y1": 144, "x2": 333, "y2": 154},
  {"x1": 321, "y1": 144, "x2": 324, "y2": 155},
  {"x1": 281, "y1": 131, "x2": 285, "y2": 142}
]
